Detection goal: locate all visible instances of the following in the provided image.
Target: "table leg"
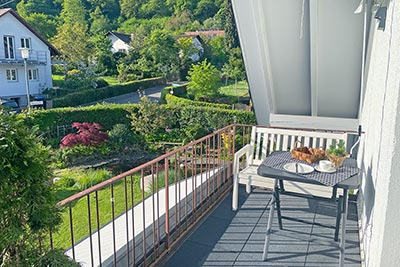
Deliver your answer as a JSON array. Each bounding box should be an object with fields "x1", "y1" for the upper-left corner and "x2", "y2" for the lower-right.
[
  {"x1": 339, "y1": 189, "x2": 348, "y2": 267},
  {"x1": 263, "y1": 179, "x2": 278, "y2": 261},
  {"x1": 275, "y1": 185, "x2": 283, "y2": 230}
]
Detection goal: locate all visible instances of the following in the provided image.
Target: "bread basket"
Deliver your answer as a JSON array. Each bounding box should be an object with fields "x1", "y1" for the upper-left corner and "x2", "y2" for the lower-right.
[{"x1": 291, "y1": 141, "x2": 325, "y2": 163}]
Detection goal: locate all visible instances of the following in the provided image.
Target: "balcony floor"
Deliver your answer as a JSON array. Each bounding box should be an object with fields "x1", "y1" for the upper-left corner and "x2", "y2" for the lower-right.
[{"x1": 162, "y1": 185, "x2": 361, "y2": 267}]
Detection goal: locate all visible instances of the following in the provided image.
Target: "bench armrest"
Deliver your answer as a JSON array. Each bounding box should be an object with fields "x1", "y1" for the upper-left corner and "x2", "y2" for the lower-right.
[{"x1": 233, "y1": 144, "x2": 253, "y2": 174}]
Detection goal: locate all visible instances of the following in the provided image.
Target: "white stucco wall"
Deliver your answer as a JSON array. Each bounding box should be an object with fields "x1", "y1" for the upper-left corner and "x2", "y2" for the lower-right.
[
  {"x1": 0, "y1": 12, "x2": 53, "y2": 104},
  {"x1": 358, "y1": 1, "x2": 400, "y2": 266}
]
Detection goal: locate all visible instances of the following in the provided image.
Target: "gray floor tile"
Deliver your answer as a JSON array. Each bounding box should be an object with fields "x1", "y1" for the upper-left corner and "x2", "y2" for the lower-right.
[{"x1": 162, "y1": 185, "x2": 361, "y2": 267}]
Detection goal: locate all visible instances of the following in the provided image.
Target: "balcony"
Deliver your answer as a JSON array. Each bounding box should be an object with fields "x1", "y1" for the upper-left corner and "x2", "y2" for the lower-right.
[
  {"x1": 49, "y1": 125, "x2": 361, "y2": 267},
  {"x1": 0, "y1": 50, "x2": 48, "y2": 65}
]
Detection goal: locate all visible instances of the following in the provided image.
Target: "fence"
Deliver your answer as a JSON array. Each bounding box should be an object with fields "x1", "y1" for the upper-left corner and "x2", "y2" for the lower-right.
[{"x1": 49, "y1": 124, "x2": 253, "y2": 267}]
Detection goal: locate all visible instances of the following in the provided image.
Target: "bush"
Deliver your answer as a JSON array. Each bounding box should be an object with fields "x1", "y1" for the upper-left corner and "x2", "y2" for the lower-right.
[
  {"x1": 165, "y1": 94, "x2": 231, "y2": 109},
  {"x1": 60, "y1": 122, "x2": 109, "y2": 148},
  {"x1": 108, "y1": 123, "x2": 136, "y2": 149},
  {"x1": 53, "y1": 77, "x2": 166, "y2": 107},
  {"x1": 95, "y1": 78, "x2": 109, "y2": 88},
  {"x1": 26, "y1": 104, "x2": 135, "y2": 134}
]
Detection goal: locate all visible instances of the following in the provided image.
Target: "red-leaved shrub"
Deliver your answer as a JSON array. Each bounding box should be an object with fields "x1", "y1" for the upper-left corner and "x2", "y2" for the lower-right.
[{"x1": 60, "y1": 122, "x2": 109, "y2": 148}]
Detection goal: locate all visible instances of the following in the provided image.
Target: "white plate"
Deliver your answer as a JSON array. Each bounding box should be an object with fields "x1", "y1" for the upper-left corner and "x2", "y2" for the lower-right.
[
  {"x1": 315, "y1": 165, "x2": 336, "y2": 173},
  {"x1": 283, "y1": 163, "x2": 314, "y2": 174}
]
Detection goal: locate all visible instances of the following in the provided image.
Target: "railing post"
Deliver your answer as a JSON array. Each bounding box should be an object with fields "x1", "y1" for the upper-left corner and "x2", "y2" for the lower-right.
[{"x1": 164, "y1": 159, "x2": 170, "y2": 249}]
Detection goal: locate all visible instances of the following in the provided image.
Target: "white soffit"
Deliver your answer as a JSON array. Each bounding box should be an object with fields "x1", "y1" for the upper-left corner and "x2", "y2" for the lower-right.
[{"x1": 232, "y1": 0, "x2": 364, "y2": 129}]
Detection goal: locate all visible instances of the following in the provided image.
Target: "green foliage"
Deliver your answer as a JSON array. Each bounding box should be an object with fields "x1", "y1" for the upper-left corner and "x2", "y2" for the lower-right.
[
  {"x1": 26, "y1": 104, "x2": 133, "y2": 134},
  {"x1": 64, "y1": 64, "x2": 100, "y2": 90},
  {"x1": 37, "y1": 249, "x2": 81, "y2": 267},
  {"x1": 108, "y1": 123, "x2": 136, "y2": 149},
  {"x1": 52, "y1": 77, "x2": 165, "y2": 107},
  {"x1": 187, "y1": 59, "x2": 221, "y2": 100},
  {"x1": 71, "y1": 169, "x2": 112, "y2": 191},
  {"x1": 0, "y1": 110, "x2": 62, "y2": 266},
  {"x1": 327, "y1": 140, "x2": 347, "y2": 157},
  {"x1": 24, "y1": 13, "x2": 58, "y2": 39},
  {"x1": 52, "y1": 22, "x2": 90, "y2": 64},
  {"x1": 130, "y1": 96, "x2": 168, "y2": 136},
  {"x1": 195, "y1": 0, "x2": 219, "y2": 22},
  {"x1": 224, "y1": 0, "x2": 240, "y2": 49},
  {"x1": 166, "y1": 93, "x2": 231, "y2": 109}
]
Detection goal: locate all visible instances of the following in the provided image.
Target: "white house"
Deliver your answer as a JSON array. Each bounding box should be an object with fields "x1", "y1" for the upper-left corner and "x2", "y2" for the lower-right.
[
  {"x1": 106, "y1": 31, "x2": 132, "y2": 54},
  {"x1": 0, "y1": 8, "x2": 59, "y2": 107},
  {"x1": 176, "y1": 34, "x2": 204, "y2": 62}
]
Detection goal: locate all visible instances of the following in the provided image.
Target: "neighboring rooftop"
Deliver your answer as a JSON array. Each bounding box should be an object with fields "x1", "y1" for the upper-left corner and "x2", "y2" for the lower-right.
[
  {"x1": 184, "y1": 30, "x2": 225, "y2": 38},
  {"x1": 106, "y1": 31, "x2": 132, "y2": 44},
  {"x1": 0, "y1": 8, "x2": 60, "y2": 56}
]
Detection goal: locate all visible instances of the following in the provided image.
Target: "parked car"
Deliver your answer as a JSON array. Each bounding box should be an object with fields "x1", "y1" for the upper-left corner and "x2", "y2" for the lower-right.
[{"x1": 0, "y1": 99, "x2": 21, "y2": 113}]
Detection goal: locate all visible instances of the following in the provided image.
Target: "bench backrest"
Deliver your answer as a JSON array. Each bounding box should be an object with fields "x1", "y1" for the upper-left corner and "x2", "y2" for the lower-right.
[{"x1": 249, "y1": 126, "x2": 348, "y2": 166}]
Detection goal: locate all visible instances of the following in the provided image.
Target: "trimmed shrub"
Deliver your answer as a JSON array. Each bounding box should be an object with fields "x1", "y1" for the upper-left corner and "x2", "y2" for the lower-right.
[
  {"x1": 95, "y1": 78, "x2": 109, "y2": 88},
  {"x1": 26, "y1": 104, "x2": 135, "y2": 134},
  {"x1": 166, "y1": 94, "x2": 232, "y2": 109},
  {"x1": 160, "y1": 84, "x2": 188, "y2": 104},
  {"x1": 53, "y1": 77, "x2": 166, "y2": 107}
]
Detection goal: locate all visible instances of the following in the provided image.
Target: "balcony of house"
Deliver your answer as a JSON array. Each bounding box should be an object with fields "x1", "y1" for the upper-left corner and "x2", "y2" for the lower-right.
[
  {"x1": 48, "y1": 124, "x2": 362, "y2": 267},
  {"x1": 0, "y1": 49, "x2": 48, "y2": 65}
]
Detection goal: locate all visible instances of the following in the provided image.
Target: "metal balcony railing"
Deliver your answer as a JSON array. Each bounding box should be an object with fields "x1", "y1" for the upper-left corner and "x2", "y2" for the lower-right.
[
  {"x1": 48, "y1": 124, "x2": 254, "y2": 267},
  {"x1": 0, "y1": 50, "x2": 48, "y2": 64}
]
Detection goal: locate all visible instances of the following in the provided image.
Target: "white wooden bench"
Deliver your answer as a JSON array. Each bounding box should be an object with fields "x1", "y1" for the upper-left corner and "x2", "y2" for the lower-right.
[{"x1": 232, "y1": 126, "x2": 349, "y2": 211}]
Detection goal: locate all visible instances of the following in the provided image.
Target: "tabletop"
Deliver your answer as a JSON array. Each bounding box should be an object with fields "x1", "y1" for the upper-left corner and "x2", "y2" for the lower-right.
[{"x1": 257, "y1": 151, "x2": 360, "y2": 190}]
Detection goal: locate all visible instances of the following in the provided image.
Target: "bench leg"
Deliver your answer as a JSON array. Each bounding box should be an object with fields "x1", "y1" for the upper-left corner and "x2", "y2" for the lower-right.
[
  {"x1": 263, "y1": 179, "x2": 278, "y2": 261},
  {"x1": 232, "y1": 174, "x2": 239, "y2": 211},
  {"x1": 246, "y1": 181, "x2": 251, "y2": 194}
]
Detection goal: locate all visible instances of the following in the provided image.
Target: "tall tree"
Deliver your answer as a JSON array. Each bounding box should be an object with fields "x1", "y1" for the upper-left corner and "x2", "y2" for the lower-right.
[
  {"x1": 194, "y1": 0, "x2": 218, "y2": 22},
  {"x1": 59, "y1": 0, "x2": 87, "y2": 26},
  {"x1": 52, "y1": 22, "x2": 90, "y2": 64},
  {"x1": 89, "y1": 6, "x2": 112, "y2": 35},
  {"x1": 224, "y1": 0, "x2": 239, "y2": 49},
  {"x1": 141, "y1": 29, "x2": 179, "y2": 79},
  {"x1": 52, "y1": 0, "x2": 90, "y2": 64},
  {"x1": 120, "y1": 0, "x2": 145, "y2": 19}
]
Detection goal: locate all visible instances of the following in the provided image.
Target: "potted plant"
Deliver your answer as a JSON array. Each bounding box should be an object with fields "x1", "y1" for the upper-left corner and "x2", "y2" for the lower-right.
[{"x1": 326, "y1": 140, "x2": 348, "y2": 168}]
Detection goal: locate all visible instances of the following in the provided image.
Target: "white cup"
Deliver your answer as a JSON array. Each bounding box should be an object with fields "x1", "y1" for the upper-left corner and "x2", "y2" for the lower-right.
[{"x1": 319, "y1": 160, "x2": 332, "y2": 171}]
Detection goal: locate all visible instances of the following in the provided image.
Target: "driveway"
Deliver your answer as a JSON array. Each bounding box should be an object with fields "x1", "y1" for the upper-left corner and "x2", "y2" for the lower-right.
[{"x1": 83, "y1": 85, "x2": 165, "y2": 106}]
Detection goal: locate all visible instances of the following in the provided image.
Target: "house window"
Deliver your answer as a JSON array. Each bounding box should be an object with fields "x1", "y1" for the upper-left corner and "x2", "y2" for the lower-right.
[
  {"x1": 28, "y1": 69, "x2": 38, "y2": 80},
  {"x1": 6, "y1": 69, "x2": 17, "y2": 81},
  {"x1": 3, "y1": 36, "x2": 15, "y2": 59},
  {"x1": 21, "y1": 38, "x2": 31, "y2": 49}
]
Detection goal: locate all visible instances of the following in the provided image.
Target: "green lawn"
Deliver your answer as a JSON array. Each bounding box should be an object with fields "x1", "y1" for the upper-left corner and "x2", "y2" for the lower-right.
[
  {"x1": 52, "y1": 169, "x2": 185, "y2": 249},
  {"x1": 100, "y1": 76, "x2": 119, "y2": 85},
  {"x1": 218, "y1": 81, "x2": 249, "y2": 97}
]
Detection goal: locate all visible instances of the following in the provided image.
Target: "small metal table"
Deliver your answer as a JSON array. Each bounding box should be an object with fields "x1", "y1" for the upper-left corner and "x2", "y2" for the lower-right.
[{"x1": 257, "y1": 152, "x2": 360, "y2": 267}]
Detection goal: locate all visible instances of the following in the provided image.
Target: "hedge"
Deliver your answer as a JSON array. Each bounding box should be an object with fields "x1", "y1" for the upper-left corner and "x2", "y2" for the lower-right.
[
  {"x1": 160, "y1": 84, "x2": 188, "y2": 104},
  {"x1": 52, "y1": 77, "x2": 166, "y2": 108},
  {"x1": 165, "y1": 94, "x2": 232, "y2": 109},
  {"x1": 27, "y1": 101, "x2": 255, "y2": 139},
  {"x1": 26, "y1": 104, "x2": 136, "y2": 134}
]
